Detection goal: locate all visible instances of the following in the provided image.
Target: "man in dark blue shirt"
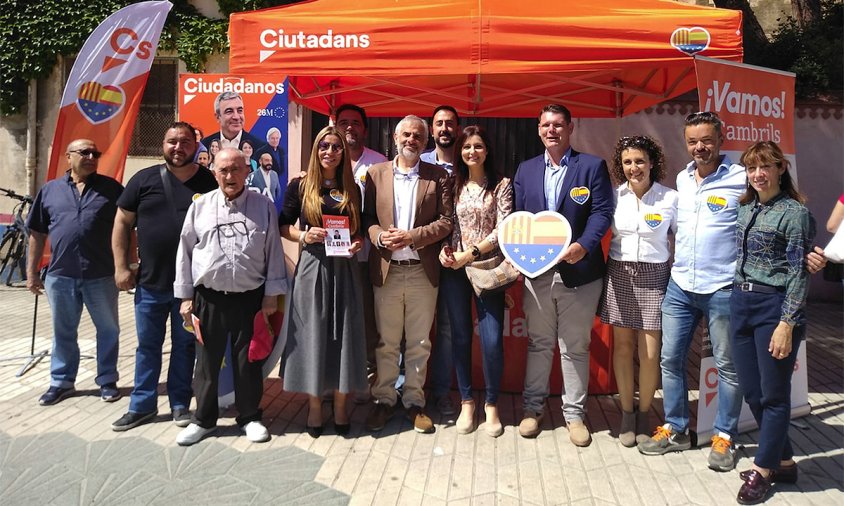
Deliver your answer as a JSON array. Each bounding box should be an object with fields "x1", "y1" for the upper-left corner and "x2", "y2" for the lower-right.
[{"x1": 26, "y1": 138, "x2": 124, "y2": 406}]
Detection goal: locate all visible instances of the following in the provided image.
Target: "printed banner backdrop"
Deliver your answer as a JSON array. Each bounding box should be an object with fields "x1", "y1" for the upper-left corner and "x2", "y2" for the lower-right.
[
  {"x1": 695, "y1": 56, "x2": 798, "y2": 180},
  {"x1": 693, "y1": 57, "x2": 808, "y2": 440},
  {"x1": 178, "y1": 74, "x2": 289, "y2": 209},
  {"x1": 48, "y1": 1, "x2": 172, "y2": 182}
]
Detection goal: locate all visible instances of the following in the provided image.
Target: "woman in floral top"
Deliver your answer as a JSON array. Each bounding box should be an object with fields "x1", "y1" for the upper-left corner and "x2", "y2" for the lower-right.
[
  {"x1": 438, "y1": 126, "x2": 513, "y2": 437},
  {"x1": 731, "y1": 141, "x2": 815, "y2": 505}
]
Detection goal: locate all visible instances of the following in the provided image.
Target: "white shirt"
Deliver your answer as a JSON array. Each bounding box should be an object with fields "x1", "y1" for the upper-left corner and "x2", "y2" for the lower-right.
[
  {"x1": 218, "y1": 130, "x2": 243, "y2": 150},
  {"x1": 389, "y1": 159, "x2": 421, "y2": 261},
  {"x1": 609, "y1": 181, "x2": 678, "y2": 263},
  {"x1": 352, "y1": 147, "x2": 388, "y2": 262},
  {"x1": 174, "y1": 188, "x2": 288, "y2": 298}
]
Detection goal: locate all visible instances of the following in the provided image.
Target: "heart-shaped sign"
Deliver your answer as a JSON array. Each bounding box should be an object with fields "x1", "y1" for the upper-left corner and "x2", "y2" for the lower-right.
[
  {"x1": 670, "y1": 26, "x2": 710, "y2": 56},
  {"x1": 498, "y1": 211, "x2": 572, "y2": 279},
  {"x1": 76, "y1": 81, "x2": 125, "y2": 124}
]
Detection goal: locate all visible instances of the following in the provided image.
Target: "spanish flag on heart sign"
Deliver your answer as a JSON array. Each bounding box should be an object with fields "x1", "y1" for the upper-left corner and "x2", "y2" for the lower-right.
[{"x1": 46, "y1": 1, "x2": 172, "y2": 183}]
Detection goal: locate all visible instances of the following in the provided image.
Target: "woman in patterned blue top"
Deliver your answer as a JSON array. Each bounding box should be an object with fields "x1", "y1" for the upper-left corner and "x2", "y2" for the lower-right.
[{"x1": 730, "y1": 141, "x2": 815, "y2": 505}]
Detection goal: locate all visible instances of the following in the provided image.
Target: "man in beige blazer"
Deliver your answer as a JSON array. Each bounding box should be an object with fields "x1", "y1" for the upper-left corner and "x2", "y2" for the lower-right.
[{"x1": 363, "y1": 115, "x2": 453, "y2": 434}]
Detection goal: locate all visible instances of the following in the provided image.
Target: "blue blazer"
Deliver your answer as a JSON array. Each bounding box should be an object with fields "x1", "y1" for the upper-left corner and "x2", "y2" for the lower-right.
[{"x1": 513, "y1": 149, "x2": 614, "y2": 287}]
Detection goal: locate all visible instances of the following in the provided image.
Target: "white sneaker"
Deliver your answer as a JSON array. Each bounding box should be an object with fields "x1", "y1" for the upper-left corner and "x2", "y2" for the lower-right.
[
  {"x1": 176, "y1": 423, "x2": 216, "y2": 446},
  {"x1": 242, "y1": 421, "x2": 270, "y2": 443}
]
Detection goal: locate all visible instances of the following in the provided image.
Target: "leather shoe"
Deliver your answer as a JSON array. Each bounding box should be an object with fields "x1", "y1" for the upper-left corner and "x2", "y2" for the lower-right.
[
  {"x1": 365, "y1": 402, "x2": 395, "y2": 432},
  {"x1": 334, "y1": 422, "x2": 351, "y2": 436},
  {"x1": 407, "y1": 406, "x2": 435, "y2": 434},
  {"x1": 740, "y1": 463, "x2": 798, "y2": 484},
  {"x1": 306, "y1": 424, "x2": 324, "y2": 438},
  {"x1": 567, "y1": 420, "x2": 592, "y2": 447},
  {"x1": 518, "y1": 411, "x2": 543, "y2": 438},
  {"x1": 737, "y1": 470, "x2": 772, "y2": 505}
]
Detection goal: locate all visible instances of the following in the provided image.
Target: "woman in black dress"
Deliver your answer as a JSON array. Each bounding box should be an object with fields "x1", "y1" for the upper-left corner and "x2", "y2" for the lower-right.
[{"x1": 279, "y1": 126, "x2": 367, "y2": 438}]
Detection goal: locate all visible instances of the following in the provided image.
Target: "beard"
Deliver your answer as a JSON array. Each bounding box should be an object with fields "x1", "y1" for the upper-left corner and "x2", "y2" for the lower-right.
[
  {"x1": 435, "y1": 134, "x2": 455, "y2": 149},
  {"x1": 399, "y1": 145, "x2": 419, "y2": 160},
  {"x1": 164, "y1": 147, "x2": 197, "y2": 168}
]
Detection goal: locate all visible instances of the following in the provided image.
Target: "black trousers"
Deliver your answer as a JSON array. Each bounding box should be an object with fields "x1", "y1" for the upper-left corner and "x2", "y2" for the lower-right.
[{"x1": 193, "y1": 285, "x2": 265, "y2": 428}]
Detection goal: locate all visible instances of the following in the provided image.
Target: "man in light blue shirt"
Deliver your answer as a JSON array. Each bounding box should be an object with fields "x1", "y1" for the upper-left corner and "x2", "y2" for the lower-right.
[
  {"x1": 420, "y1": 105, "x2": 460, "y2": 417},
  {"x1": 639, "y1": 112, "x2": 744, "y2": 470}
]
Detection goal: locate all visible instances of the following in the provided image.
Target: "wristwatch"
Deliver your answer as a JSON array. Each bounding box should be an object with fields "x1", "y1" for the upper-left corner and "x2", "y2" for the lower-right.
[{"x1": 471, "y1": 245, "x2": 481, "y2": 257}]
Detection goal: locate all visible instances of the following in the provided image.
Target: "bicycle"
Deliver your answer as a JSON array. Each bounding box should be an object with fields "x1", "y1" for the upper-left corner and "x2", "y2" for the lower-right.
[{"x1": 0, "y1": 187, "x2": 33, "y2": 286}]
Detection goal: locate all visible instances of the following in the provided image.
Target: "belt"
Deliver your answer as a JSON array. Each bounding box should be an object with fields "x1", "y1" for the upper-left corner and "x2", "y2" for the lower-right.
[
  {"x1": 735, "y1": 282, "x2": 781, "y2": 294},
  {"x1": 390, "y1": 259, "x2": 421, "y2": 266}
]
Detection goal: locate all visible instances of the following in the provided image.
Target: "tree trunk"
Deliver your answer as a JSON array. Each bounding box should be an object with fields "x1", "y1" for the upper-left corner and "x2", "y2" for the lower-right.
[
  {"x1": 713, "y1": 0, "x2": 769, "y2": 64},
  {"x1": 792, "y1": 0, "x2": 821, "y2": 29}
]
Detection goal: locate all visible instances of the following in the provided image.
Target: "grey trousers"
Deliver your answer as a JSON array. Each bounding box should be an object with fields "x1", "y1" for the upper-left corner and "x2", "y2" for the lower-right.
[{"x1": 522, "y1": 271, "x2": 602, "y2": 422}]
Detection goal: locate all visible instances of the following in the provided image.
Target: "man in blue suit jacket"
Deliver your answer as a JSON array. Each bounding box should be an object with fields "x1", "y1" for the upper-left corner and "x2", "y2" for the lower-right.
[{"x1": 513, "y1": 104, "x2": 614, "y2": 446}]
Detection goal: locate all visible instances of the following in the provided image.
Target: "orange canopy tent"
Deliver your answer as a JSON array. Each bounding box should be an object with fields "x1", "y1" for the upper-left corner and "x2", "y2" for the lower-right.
[{"x1": 228, "y1": 0, "x2": 743, "y2": 118}]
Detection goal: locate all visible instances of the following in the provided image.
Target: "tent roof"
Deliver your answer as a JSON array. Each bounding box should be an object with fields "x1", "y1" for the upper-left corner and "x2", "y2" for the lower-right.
[{"x1": 229, "y1": 0, "x2": 742, "y2": 117}]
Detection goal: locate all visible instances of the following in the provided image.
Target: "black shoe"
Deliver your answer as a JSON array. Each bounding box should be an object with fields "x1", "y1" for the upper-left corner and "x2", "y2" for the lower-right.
[
  {"x1": 39, "y1": 386, "x2": 75, "y2": 406},
  {"x1": 307, "y1": 424, "x2": 324, "y2": 438},
  {"x1": 100, "y1": 383, "x2": 121, "y2": 402},
  {"x1": 112, "y1": 410, "x2": 157, "y2": 432},
  {"x1": 172, "y1": 407, "x2": 191, "y2": 428},
  {"x1": 334, "y1": 422, "x2": 351, "y2": 436}
]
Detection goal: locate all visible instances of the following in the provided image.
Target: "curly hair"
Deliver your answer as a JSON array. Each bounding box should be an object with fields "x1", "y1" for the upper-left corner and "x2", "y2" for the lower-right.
[{"x1": 610, "y1": 135, "x2": 666, "y2": 186}]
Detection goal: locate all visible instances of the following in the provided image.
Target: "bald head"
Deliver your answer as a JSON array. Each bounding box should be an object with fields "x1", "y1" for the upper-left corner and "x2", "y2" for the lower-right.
[
  {"x1": 65, "y1": 139, "x2": 100, "y2": 180},
  {"x1": 213, "y1": 148, "x2": 249, "y2": 200}
]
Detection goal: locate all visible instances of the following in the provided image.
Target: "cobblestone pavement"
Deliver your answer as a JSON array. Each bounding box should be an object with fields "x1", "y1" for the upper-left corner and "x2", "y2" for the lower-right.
[{"x1": 0, "y1": 283, "x2": 841, "y2": 505}]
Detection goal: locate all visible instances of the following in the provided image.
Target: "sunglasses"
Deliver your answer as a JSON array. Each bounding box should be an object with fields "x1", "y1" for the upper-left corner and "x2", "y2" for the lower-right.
[
  {"x1": 318, "y1": 141, "x2": 343, "y2": 152},
  {"x1": 69, "y1": 149, "x2": 102, "y2": 159}
]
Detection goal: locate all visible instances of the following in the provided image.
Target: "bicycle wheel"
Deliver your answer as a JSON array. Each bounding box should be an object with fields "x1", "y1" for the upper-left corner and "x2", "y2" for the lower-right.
[{"x1": 0, "y1": 230, "x2": 22, "y2": 285}]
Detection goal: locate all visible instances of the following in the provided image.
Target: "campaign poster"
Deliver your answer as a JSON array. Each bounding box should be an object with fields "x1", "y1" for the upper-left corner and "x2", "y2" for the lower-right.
[
  {"x1": 695, "y1": 56, "x2": 798, "y2": 179},
  {"x1": 178, "y1": 74, "x2": 289, "y2": 208}
]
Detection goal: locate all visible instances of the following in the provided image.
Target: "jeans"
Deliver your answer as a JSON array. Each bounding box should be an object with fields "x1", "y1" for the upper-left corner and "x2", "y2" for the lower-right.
[
  {"x1": 441, "y1": 268, "x2": 505, "y2": 405},
  {"x1": 428, "y1": 274, "x2": 453, "y2": 398},
  {"x1": 44, "y1": 275, "x2": 120, "y2": 388},
  {"x1": 128, "y1": 285, "x2": 195, "y2": 413},
  {"x1": 660, "y1": 278, "x2": 742, "y2": 437},
  {"x1": 730, "y1": 289, "x2": 802, "y2": 469}
]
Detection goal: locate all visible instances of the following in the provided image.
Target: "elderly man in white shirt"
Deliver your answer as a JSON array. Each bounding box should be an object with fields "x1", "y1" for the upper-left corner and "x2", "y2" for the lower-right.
[{"x1": 173, "y1": 148, "x2": 288, "y2": 446}]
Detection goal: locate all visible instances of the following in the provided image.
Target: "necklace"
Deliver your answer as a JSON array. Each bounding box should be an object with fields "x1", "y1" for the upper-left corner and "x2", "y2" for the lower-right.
[{"x1": 322, "y1": 178, "x2": 337, "y2": 188}]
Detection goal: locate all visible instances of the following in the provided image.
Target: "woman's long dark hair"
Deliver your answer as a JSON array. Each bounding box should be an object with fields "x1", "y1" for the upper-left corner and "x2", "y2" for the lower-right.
[
  {"x1": 739, "y1": 141, "x2": 805, "y2": 205},
  {"x1": 451, "y1": 126, "x2": 500, "y2": 198}
]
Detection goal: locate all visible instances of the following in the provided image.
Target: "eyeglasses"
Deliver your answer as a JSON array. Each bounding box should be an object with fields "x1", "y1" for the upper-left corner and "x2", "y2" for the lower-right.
[
  {"x1": 215, "y1": 220, "x2": 248, "y2": 238},
  {"x1": 69, "y1": 149, "x2": 102, "y2": 159},
  {"x1": 318, "y1": 141, "x2": 343, "y2": 152}
]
